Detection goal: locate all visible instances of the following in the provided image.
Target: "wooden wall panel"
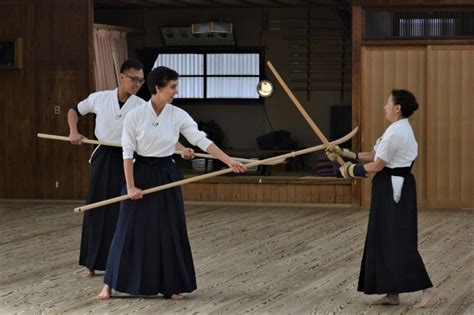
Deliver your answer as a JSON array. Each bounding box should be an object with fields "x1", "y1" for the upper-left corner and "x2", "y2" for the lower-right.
[
  {"x1": 361, "y1": 47, "x2": 427, "y2": 207},
  {"x1": 183, "y1": 181, "x2": 352, "y2": 205},
  {"x1": 0, "y1": 1, "x2": 31, "y2": 198},
  {"x1": 0, "y1": 0, "x2": 93, "y2": 199},
  {"x1": 427, "y1": 46, "x2": 474, "y2": 208},
  {"x1": 351, "y1": 5, "x2": 362, "y2": 207}
]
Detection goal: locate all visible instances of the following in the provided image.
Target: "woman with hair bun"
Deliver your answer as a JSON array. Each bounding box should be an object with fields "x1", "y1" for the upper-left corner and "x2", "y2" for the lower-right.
[
  {"x1": 96, "y1": 66, "x2": 247, "y2": 300},
  {"x1": 326, "y1": 89, "x2": 438, "y2": 308}
]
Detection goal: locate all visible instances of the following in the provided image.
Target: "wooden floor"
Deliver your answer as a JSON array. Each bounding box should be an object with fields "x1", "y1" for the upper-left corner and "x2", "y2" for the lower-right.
[{"x1": 0, "y1": 201, "x2": 472, "y2": 314}]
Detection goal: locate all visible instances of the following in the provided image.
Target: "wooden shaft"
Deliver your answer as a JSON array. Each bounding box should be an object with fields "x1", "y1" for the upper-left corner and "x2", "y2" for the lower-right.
[
  {"x1": 37, "y1": 133, "x2": 120, "y2": 147},
  {"x1": 266, "y1": 61, "x2": 346, "y2": 166},
  {"x1": 37, "y1": 133, "x2": 277, "y2": 164},
  {"x1": 73, "y1": 127, "x2": 358, "y2": 213}
]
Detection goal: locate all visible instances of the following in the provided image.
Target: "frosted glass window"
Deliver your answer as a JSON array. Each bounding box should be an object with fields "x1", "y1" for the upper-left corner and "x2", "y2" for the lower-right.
[
  {"x1": 207, "y1": 54, "x2": 259, "y2": 75},
  {"x1": 175, "y1": 77, "x2": 204, "y2": 98},
  {"x1": 207, "y1": 77, "x2": 260, "y2": 98},
  {"x1": 400, "y1": 19, "x2": 424, "y2": 37},
  {"x1": 151, "y1": 52, "x2": 261, "y2": 100},
  {"x1": 400, "y1": 18, "x2": 456, "y2": 37},
  {"x1": 153, "y1": 54, "x2": 203, "y2": 75}
]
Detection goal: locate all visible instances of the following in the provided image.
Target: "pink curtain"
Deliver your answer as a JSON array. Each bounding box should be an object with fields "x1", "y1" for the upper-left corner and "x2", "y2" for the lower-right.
[{"x1": 93, "y1": 28, "x2": 128, "y2": 91}]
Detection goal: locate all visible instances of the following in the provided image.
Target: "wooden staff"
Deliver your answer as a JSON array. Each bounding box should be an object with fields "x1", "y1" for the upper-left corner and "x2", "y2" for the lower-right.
[
  {"x1": 38, "y1": 133, "x2": 120, "y2": 148},
  {"x1": 266, "y1": 61, "x2": 346, "y2": 166},
  {"x1": 73, "y1": 127, "x2": 358, "y2": 213},
  {"x1": 37, "y1": 133, "x2": 279, "y2": 164}
]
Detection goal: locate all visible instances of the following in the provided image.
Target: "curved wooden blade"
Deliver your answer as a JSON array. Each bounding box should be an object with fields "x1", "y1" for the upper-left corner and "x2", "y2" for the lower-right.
[
  {"x1": 74, "y1": 127, "x2": 358, "y2": 213},
  {"x1": 266, "y1": 60, "x2": 346, "y2": 166}
]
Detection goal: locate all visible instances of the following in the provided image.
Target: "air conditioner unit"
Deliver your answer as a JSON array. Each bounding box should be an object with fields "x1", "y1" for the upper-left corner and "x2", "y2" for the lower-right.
[{"x1": 161, "y1": 27, "x2": 235, "y2": 46}]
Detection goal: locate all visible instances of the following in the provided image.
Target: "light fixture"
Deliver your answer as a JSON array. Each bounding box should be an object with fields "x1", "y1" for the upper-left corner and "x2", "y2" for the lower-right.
[
  {"x1": 257, "y1": 80, "x2": 274, "y2": 98},
  {"x1": 160, "y1": 27, "x2": 235, "y2": 46},
  {"x1": 191, "y1": 22, "x2": 233, "y2": 34}
]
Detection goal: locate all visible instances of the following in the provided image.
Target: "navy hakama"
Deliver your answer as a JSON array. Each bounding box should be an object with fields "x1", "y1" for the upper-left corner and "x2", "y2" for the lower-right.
[
  {"x1": 104, "y1": 155, "x2": 197, "y2": 296},
  {"x1": 358, "y1": 166, "x2": 433, "y2": 294},
  {"x1": 79, "y1": 145, "x2": 124, "y2": 271}
]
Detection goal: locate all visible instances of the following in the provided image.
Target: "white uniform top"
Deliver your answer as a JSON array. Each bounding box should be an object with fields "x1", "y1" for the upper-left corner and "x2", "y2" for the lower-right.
[
  {"x1": 122, "y1": 101, "x2": 213, "y2": 159},
  {"x1": 77, "y1": 89, "x2": 145, "y2": 144},
  {"x1": 374, "y1": 118, "x2": 418, "y2": 202}
]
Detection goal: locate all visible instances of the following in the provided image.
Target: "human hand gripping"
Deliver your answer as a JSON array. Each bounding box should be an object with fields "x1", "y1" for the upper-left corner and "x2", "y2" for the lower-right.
[
  {"x1": 227, "y1": 159, "x2": 247, "y2": 173},
  {"x1": 339, "y1": 161, "x2": 367, "y2": 179},
  {"x1": 127, "y1": 186, "x2": 143, "y2": 200},
  {"x1": 325, "y1": 144, "x2": 358, "y2": 161},
  {"x1": 68, "y1": 132, "x2": 87, "y2": 145},
  {"x1": 180, "y1": 148, "x2": 195, "y2": 160}
]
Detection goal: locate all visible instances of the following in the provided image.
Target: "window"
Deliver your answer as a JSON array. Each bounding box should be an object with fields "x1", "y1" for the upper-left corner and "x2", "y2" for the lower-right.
[
  {"x1": 152, "y1": 51, "x2": 262, "y2": 101},
  {"x1": 399, "y1": 18, "x2": 456, "y2": 37},
  {"x1": 364, "y1": 10, "x2": 473, "y2": 39}
]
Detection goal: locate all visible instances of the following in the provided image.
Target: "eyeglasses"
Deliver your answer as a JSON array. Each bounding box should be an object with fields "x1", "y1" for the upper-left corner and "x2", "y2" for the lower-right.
[{"x1": 124, "y1": 74, "x2": 145, "y2": 85}]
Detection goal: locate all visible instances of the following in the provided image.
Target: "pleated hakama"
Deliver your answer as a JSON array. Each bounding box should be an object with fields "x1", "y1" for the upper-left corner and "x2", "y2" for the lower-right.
[
  {"x1": 79, "y1": 146, "x2": 124, "y2": 271},
  {"x1": 358, "y1": 167, "x2": 433, "y2": 294},
  {"x1": 104, "y1": 155, "x2": 196, "y2": 296}
]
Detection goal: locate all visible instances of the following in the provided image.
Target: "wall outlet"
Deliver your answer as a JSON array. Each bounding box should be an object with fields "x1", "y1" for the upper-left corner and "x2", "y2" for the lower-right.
[{"x1": 54, "y1": 105, "x2": 60, "y2": 115}]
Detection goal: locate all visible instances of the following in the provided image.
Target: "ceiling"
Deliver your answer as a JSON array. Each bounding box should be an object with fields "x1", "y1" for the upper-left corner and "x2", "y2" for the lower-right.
[{"x1": 94, "y1": 0, "x2": 351, "y2": 10}]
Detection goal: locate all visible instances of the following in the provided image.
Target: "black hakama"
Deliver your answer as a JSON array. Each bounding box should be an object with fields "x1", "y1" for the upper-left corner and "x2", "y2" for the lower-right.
[
  {"x1": 79, "y1": 146, "x2": 123, "y2": 271},
  {"x1": 358, "y1": 166, "x2": 433, "y2": 294},
  {"x1": 104, "y1": 155, "x2": 197, "y2": 296}
]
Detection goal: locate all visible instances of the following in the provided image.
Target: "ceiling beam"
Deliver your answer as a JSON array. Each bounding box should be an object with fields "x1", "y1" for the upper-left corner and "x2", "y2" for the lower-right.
[{"x1": 94, "y1": 0, "x2": 351, "y2": 8}]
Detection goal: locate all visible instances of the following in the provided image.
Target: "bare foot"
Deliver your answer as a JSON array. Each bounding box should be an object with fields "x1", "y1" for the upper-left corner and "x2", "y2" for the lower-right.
[
  {"x1": 171, "y1": 294, "x2": 184, "y2": 300},
  {"x1": 96, "y1": 285, "x2": 111, "y2": 300},
  {"x1": 164, "y1": 294, "x2": 184, "y2": 300},
  {"x1": 369, "y1": 294, "x2": 400, "y2": 305},
  {"x1": 82, "y1": 269, "x2": 95, "y2": 278},
  {"x1": 413, "y1": 287, "x2": 438, "y2": 309}
]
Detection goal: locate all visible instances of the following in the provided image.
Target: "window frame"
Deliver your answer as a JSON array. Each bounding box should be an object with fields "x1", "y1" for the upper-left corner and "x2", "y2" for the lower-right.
[
  {"x1": 363, "y1": 9, "x2": 474, "y2": 40},
  {"x1": 151, "y1": 47, "x2": 265, "y2": 105}
]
